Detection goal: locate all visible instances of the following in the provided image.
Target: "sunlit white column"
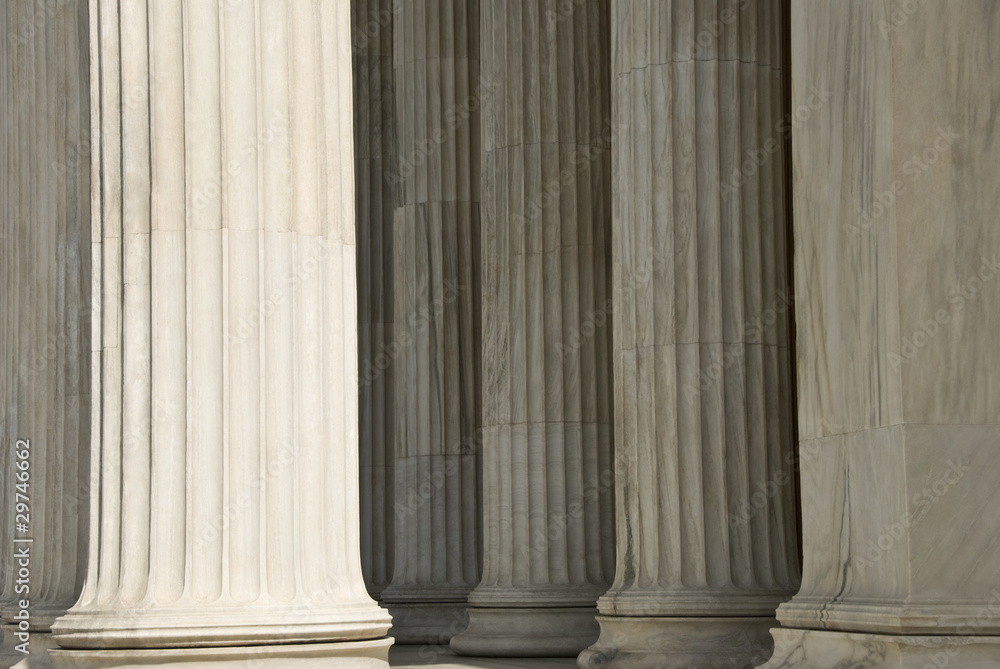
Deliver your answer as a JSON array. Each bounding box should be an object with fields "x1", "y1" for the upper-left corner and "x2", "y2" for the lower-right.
[{"x1": 49, "y1": 2, "x2": 392, "y2": 667}]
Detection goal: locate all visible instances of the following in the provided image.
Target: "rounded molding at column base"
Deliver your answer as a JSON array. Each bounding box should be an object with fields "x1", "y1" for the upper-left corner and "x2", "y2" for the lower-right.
[
  {"x1": 597, "y1": 589, "x2": 798, "y2": 618},
  {"x1": 3, "y1": 603, "x2": 78, "y2": 633},
  {"x1": 577, "y1": 615, "x2": 775, "y2": 669},
  {"x1": 466, "y1": 585, "x2": 609, "y2": 609},
  {"x1": 384, "y1": 602, "x2": 470, "y2": 644},
  {"x1": 48, "y1": 639, "x2": 392, "y2": 669},
  {"x1": 50, "y1": 604, "x2": 392, "y2": 649},
  {"x1": 757, "y1": 628, "x2": 1000, "y2": 669},
  {"x1": 450, "y1": 607, "x2": 600, "y2": 657},
  {"x1": 777, "y1": 597, "x2": 1000, "y2": 635}
]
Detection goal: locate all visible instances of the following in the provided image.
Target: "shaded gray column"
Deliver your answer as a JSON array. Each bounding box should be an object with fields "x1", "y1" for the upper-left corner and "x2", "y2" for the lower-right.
[
  {"x1": 352, "y1": 0, "x2": 398, "y2": 603},
  {"x1": 382, "y1": 0, "x2": 483, "y2": 645},
  {"x1": 579, "y1": 2, "x2": 801, "y2": 667},
  {"x1": 0, "y1": 1, "x2": 91, "y2": 665},
  {"x1": 450, "y1": 0, "x2": 615, "y2": 657},
  {"x1": 49, "y1": 2, "x2": 391, "y2": 667}
]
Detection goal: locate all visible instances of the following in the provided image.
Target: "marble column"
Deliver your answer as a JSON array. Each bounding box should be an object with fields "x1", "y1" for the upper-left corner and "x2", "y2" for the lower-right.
[
  {"x1": 352, "y1": 0, "x2": 398, "y2": 603},
  {"x1": 382, "y1": 0, "x2": 483, "y2": 645},
  {"x1": 48, "y1": 1, "x2": 392, "y2": 667},
  {"x1": 760, "y1": 1, "x2": 1000, "y2": 666},
  {"x1": 450, "y1": 0, "x2": 615, "y2": 657},
  {"x1": 0, "y1": 0, "x2": 91, "y2": 665},
  {"x1": 579, "y1": 2, "x2": 800, "y2": 667}
]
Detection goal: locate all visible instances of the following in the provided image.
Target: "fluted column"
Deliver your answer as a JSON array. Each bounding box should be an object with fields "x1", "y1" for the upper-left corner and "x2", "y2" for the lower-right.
[
  {"x1": 450, "y1": 0, "x2": 615, "y2": 657},
  {"x1": 761, "y1": 2, "x2": 1000, "y2": 666},
  {"x1": 49, "y1": 2, "x2": 392, "y2": 667},
  {"x1": 352, "y1": 0, "x2": 398, "y2": 603},
  {"x1": 383, "y1": 0, "x2": 483, "y2": 645},
  {"x1": 0, "y1": 0, "x2": 91, "y2": 664},
  {"x1": 579, "y1": 2, "x2": 800, "y2": 667}
]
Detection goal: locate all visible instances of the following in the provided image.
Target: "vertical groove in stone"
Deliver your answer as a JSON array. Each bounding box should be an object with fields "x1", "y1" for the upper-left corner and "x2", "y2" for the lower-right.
[
  {"x1": 382, "y1": 0, "x2": 483, "y2": 642},
  {"x1": 260, "y1": 0, "x2": 296, "y2": 605},
  {"x1": 52, "y1": 0, "x2": 391, "y2": 648},
  {"x1": 222, "y1": 0, "x2": 262, "y2": 605},
  {"x1": 119, "y1": 0, "x2": 153, "y2": 607},
  {"x1": 0, "y1": 0, "x2": 91, "y2": 630},
  {"x1": 149, "y1": 0, "x2": 187, "y2": 607},
  {"x1": 184, "y1": 0, "x2": 225, "y2": 605},
  {"x1": 475, "y1": 0, "x2": 614, "y2": 605},
  {"x1": 604, "y1": 0, "x2": 798, "y2": 610},
  {"x1": 351, "y1": 0, "x2": 397, "y2": 601}
]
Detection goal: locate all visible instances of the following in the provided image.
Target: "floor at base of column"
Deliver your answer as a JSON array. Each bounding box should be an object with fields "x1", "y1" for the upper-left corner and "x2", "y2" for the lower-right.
[
  {"x1": 47, "y1": 639, "x2": 392, "y2": 669},
  {"x1": 2, "y1": 628, "x2": 58, "y2": 669},
  {"x1": 390, "y1": 645, "x2": 576, "y2": 667},
  {"x1": 449, "y1": 607, "x2": 599, "y2": 658},
  {"x1": 385, "y1": 602, "x2": 470, "y2": 645},
  {"x1": 578, "y1": 615, "x2": 776, "y2": 669},
  {"x1": 758, "y1": 628, "x2": 1000, "y2": 668}
]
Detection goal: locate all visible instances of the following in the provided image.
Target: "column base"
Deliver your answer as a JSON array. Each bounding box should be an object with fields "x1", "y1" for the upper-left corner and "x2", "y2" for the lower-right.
[
  {"x1": 47, "y1": 639, "x2": 392, "y2": 669},
  {"x1": 578, "y1": 616, "x2": 775, "y2": 669},
  {"x1": 450, "y1": 607, "x2": 599, "y2": 657},
  {"x1": 51, "y1": 604, "x2": 391, "y2": 649},
  {"x1": 2, "y1": 627, "x2": 58, "y2": 669},
  {"x1": 757, "y1": 628, "x2": 1000, "y2": 668},
  {"x1": 386, "y1": 602, "x2": 469, "y2": 644}
]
